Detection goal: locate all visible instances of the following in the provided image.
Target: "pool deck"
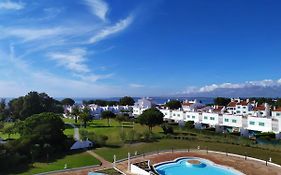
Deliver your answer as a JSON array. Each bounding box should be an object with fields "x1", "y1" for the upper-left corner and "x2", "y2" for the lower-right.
[
  {"x1": 49, "y1": 151, "x2": 281, "y2": 175},
  {"x1": 116, "y1": 151, "x2": 281, "y2": 175}
]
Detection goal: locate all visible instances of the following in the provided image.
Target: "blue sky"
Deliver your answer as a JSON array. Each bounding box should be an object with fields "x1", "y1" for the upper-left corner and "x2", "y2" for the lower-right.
[{"x1": 0, "y1": 0, "x2": 281, "y2": 97}]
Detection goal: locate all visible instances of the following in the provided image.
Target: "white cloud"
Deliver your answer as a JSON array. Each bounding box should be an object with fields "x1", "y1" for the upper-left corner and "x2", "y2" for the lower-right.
[
  {"x1": 83, "y1": 0, "x2": 109, "y2": 21},
  {"x1": 0, "y1": 1, "x2": 25, "y2": 10},
  {"x1": 89, "y1": 15, "x2": 133, "y2": 44},
  {"x1": 1, "y1": 27, "x2": 65, "y2": 42},
  {"x1": 77, "y1": 73, "x2": 113, "y2": 82},
  {"x1": 129, "y1": 83, "x2": 145, "y2": 88},
  {"x1": 48, "y1": 48, "x2": 90, "y2": 73},
  {"x1": 182, "y1": 79, "x2": 281, "y2": 94}
]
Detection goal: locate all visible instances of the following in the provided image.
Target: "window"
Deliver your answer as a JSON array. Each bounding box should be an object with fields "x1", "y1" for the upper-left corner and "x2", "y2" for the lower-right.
[
  {"x1": 173, "y1": 114, "x2": 176, "y2": 116},
  {"x1": 277, "y1": 113, "x2": 281, "y2": 116},
  {"x1": 192, "y1": 116, "x2": 195, "y2": 119},
  {"x1": 224, "y1": 119, "x2": 229, "y2": 122},
  {"x1": 249, "y1": 121, "x2": 255, "y2": 125},
  {"x1": 204, "y1": 116, "x2": 208, "y2": 119},
  {"x1": 187, "y1": 115, "x2": 190, "y2": 118},
  {"x1": 236, "y1": 111, "x2": 241, "y2": 113},
  {"x1": 177, "y1": 114, "x2": 180, "y2": 117},
  {"x1": 210, "y1": 117, "x2": 215, "y2": 120},
  {"x1": 165, "y1": 113, "x2": 167, "y2": 115},
  {"x1": 259, "y1": 122, "x2": 265, "y2": 126},
  {"x1": 243, "y1": 111, "x2": 246, "y2": 113},
  {"x1": 243, "y1": 106, "x2": 246, "y2": 109},
  {"x1": 232, "y1": 119, "x2": 237, "y2": 123},
  {"x1": 237, "y1": 106, "x2": 241, "y2": 109}
]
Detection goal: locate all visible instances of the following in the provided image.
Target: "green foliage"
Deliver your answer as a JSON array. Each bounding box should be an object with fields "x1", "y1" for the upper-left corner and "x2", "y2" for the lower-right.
[
  {"x1": 101, "y1": 110, "x2": 116, "y2": 126},
  {"x1": 185, "y1": 121, "x2": 195, "y2": 129},
  {"x1": 161, "y1": 124, "x2": 174, "y2": 134},
  {"x1": 8, "y1": 92, "x2": 63, "y2": 120},
  {"x1": 19, "y1": 112, "x2": 67, "y2": 151},
  {"x1": 2, "y1": 124, "x2": 16, "y2": 138},
  {"x1": 79, "y1": 107, "x2": 90, "y2": 128},
  {"x1": 87, "y1": 132, "x2": 108, "y2": 147},
  {"x1": 61, "y1": 98, "x2": 75, "y2": 106},
  {"x1": 138, "y1": 108, "x2": 164, "y2": 131},
  {"x1": 79, "y1": 129, "x2": 89, "y2": 140},
  {"x1": 119, "y1": 96, "x2": 135, "y2": 106},
  {"x1": 256, "y1": 132, "x2": 276, "y2": 141},
  {"x1": 116, "y1": 114, "x2": 129, "y2": 123},
  {"x1": 276, "y1": 99, "x2": 281, "y2": 107},
  {"x1": 71, "y1": 105, "x2": 80, "y2": 123},
  {"x1": 119, "y1": 131, "x2": 127, "y2": 142},
  {"x1": 214, "y1": 97, "x2": 231, "y2": 106},
  {"x1": 165, "y1": 100, "x2": 182, "y2": 109},
  {"x1": 142, "y1": 130, "x2": 155, "y2": 142}
]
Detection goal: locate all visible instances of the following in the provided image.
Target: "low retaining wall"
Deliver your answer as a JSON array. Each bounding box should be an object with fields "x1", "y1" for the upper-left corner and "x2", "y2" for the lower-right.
[
  {"x1": 114, "y1": 149, "x2": 281, "y2": 174},
  {"x1": 35, "y1": 164, "x2": 100, "y2": 175}
]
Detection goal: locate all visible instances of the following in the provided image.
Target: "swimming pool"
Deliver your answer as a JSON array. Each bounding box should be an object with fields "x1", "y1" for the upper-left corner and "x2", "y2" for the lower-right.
[{"x1": 154, "y1": 157, "x2": 243, "y2": 175}]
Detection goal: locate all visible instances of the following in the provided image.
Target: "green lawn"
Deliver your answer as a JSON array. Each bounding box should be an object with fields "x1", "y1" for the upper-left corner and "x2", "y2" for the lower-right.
[
  {"x1": 18, "y1": 151, "x2": 100, "y2": 175},
  {"x1": 67, "y1": 118, "x2": 163, "y2": 145},
  {"x1": 95, "y1": 139, "x2": 281, "y2": 165}
]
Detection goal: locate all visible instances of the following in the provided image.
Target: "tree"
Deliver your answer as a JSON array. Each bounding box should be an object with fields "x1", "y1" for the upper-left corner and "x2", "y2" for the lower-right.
[
  {"x1": 165, "y1": 100, "x2": 182, "y2": 109},
  {"x1": 79, "y1": 107, "x2": 90, "y2": 128},
  {"x1": 161, "y1": 123, "x2": 174, "y2": 134},
  {"x1": 8, "y1": 92, "x2": 63, "y2": 120},
  {"x1": 0, "y1": 99, "x2": 5, "y2": 112},
  {"x1": 119, "y1": 96, "x2": 135, "y2": 106},
  {"x1": 19, "y1": 112, "x2": 67, "y2": 149},
  {"x1": 276, "y1": 99, "x2": 281, "y2": 107},
  {"x1": 138, "y1": 108, "x2": 164, "y2": 132},
  {"x1": 101, "y1": 111, "x2": 116, "y2": 126},
  {"x1": 214, "y1": 97, "x2": 231, "y2": 106},
  {"x1": 61, "y1": 98, "x2": 75, "y2": 106},
  {"x1": 71, "y1": 105, "x2": 80, "y2": 123}
]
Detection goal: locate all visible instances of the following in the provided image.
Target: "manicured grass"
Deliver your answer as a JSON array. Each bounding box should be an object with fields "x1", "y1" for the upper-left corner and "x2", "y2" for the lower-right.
[
  {"x1": 19, "y1": 151, "x2": 100, "y2": 175},
  {"x1": 95, "y1": 139, "x2": 281, "y2": 165},
  {"x1": 68, "y1": 118, "x2": 163, "y2": 145}
]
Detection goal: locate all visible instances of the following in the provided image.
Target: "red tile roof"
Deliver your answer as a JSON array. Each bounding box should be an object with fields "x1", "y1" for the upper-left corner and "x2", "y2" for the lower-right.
[
  {"x1": 213, "y1": 106, "x2": 224, "y2": 112},
  {"x1": 227, "y1": 102, "x2": 237, "y2": 107},
  {"x1": 273, "y1": 107, "x2": 281, "y2": 112},
  {"x1": 237, "y1": 101, "x2": 248, "y2": 106},
  {"x1": 182, "y1": 102, "x2": 192, "y2": 106},
  {"x1": 253, "y1": 106, "x2": 266, "y2": 111}
]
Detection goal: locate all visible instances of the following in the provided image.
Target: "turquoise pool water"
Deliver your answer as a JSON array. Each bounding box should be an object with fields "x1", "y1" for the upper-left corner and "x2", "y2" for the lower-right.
[{"x1": 155, "y1": 158, "x2": 241, "y2": 175}]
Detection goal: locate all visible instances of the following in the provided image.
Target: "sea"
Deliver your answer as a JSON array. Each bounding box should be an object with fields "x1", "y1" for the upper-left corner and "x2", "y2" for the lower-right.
[
  {"x1": 1, "y1": 97, "x2": 214, "y2": 105},
  {"x1": 63, "y1": 97, "x2": 214, "y2": 105}
]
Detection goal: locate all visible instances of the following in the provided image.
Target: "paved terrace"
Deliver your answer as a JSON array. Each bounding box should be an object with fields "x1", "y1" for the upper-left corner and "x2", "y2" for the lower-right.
[{"x1": 116, "y1": 151, "x2": 280, "y2": 175}]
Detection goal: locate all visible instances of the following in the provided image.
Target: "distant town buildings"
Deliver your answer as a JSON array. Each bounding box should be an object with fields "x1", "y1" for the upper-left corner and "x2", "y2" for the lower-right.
[{"x1": 63, "y1": 97, "x2": 281, "y2": 138}]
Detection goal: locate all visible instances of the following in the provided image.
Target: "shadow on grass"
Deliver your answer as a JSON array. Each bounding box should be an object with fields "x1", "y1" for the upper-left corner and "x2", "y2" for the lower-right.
[{"x1": 5, "y1": 149, "x2": 89, "y2": 174}]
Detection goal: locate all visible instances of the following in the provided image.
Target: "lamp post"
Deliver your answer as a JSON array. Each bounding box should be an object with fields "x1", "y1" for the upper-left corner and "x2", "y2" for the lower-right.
[{"x1": 128, "y1": 152, "x2": 130, "y2": 172}]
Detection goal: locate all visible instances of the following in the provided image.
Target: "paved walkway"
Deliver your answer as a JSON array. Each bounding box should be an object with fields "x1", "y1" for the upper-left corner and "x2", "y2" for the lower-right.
[
  {"x1": 67, "y1": 123, "x2": 80, "y2": 141},
  {"x1": 87, "y1": 151, "x2": 112, "y2": 168},
  {"x1": 51, "y1": 151, "x2": 113, "y2": 175}
]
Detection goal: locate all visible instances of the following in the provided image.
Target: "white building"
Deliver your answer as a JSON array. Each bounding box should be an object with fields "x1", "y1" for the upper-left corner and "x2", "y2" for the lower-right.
[
  {"x1": 133, "y1": 98, "x2": 156, "y2": 116},
  {"x1": 247, "y1": 116, "x2": 272, "y2": 132},
  {"x1": 272, "y1": 107, "x2": 281, "y2": 119},
  {"x1": 182, "y1": 99, "x2": 205, "y2": 112}
]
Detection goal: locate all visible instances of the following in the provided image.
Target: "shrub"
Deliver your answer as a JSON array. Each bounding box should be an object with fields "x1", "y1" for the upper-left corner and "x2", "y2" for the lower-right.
[
  {"x1": 161, "y1": 124, "x2": 174, "y2": 135},
  {"x1": 87, "y1": 132, "x2": 108, "y2": 147}
]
